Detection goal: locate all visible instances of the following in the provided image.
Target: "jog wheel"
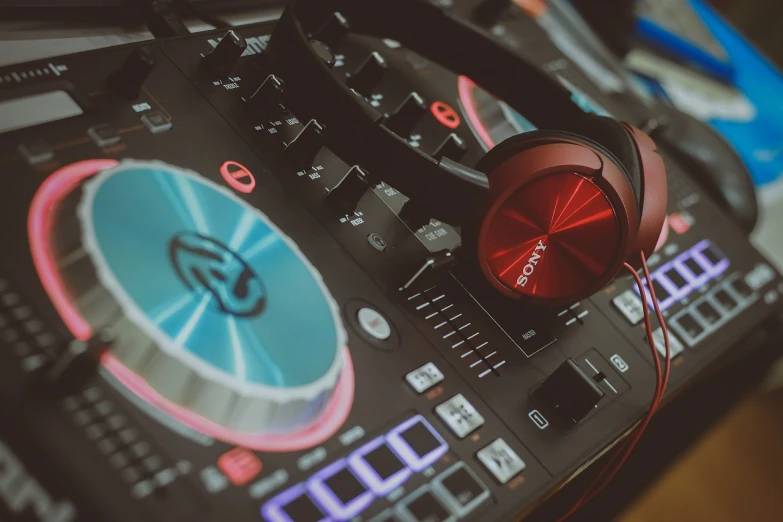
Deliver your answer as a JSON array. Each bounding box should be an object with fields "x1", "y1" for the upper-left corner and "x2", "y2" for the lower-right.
[{"x1": 30, "y1": 159, "x2": 354, "y2": 450}]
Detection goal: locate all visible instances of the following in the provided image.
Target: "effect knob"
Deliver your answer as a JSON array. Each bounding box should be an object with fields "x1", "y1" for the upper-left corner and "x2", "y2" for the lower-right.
[
  {"x1": 531, "y1": 359, "x2": 604, "y2": 427},
  {"x1": 285, "y1": 119, "x2": 327, "y2": 168},
  {"x1": 201, "y1": 30, "x2": 247, "y2": 77},
  {"x1": 326, "y1": 166, "x2": 370, "y2": 215},
  {"x1": 346, "y1": 52, "x2": 388, "y2": 97},
  {"x1": 385, "y1": 92, "x2": 427, "y2": 137},
  {"x1": 107, "y1": 47, "x2": 156, "y2": 100},
  {"x1": 49, "y1": 160, "x2": 349, "y2": 436}
]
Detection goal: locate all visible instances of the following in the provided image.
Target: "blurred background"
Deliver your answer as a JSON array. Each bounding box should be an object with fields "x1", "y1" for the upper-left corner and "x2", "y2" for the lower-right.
[
  {"x1": 711, "y1": 0, "x2": 783, "y2": 68},
  {"x1": 0, "y1": 1, "x2": 781, "y2": 520}
]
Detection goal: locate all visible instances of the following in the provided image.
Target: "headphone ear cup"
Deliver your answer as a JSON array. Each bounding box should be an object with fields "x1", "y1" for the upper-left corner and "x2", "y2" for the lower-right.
[
  {"x1": 623, "y1": 124, "x2": 669, "y2": 260},
  {"x1": 473, "y1": 133, "x2": 641, "y2": 305},
  {"x1": 563, "y1": 115, "x2": 669, "y2": 261}
]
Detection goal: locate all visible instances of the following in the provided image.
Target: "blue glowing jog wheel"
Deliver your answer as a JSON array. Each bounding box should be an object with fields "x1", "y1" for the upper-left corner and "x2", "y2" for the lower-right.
[{"x1": 55, "y1": 160, "x2": 347, "y2": 435}]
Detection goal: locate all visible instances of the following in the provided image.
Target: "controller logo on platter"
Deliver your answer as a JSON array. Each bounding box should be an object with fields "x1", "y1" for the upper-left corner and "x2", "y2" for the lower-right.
[{"x1": 169, "y1": 231, "x2": 266, "y2": 318}]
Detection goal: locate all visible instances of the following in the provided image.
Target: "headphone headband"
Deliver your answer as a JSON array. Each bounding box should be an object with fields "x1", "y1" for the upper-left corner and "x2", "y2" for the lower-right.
[{"x1": 264, "y1": 0, "x2": 588, "y2": 224}]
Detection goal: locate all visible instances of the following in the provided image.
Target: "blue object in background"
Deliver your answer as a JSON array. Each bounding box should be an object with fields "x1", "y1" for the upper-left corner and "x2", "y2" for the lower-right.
[
  {"x1": 635, "y1": 0, "x2": 783, "y2": 188},
  {"x1": 635, "y1": 11, "x2": 734, "y2": 83},
  {"x1": 689, "y1": 0, "x2": 783, "y2": 187}
]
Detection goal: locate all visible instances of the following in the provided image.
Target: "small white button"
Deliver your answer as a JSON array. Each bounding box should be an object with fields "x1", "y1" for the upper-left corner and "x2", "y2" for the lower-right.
[
  {"x1": 613, "y1": 289, "x2": 645, "y2": 325},
  {"x1": 652, "y1": 328, "x2": 684, "y2": 358},
  {"x1": 357, "y1": 307, "x2": 391, "y2": 340},
  {"x1": 406, "y1": 362, "x2": 444, "y2": 393},
  {"x1": 435, "y1": 394, "x2": 484, "y2": 439},
  {"x1": 476, "y1": 439, "x2": 526, "y2": 484}
]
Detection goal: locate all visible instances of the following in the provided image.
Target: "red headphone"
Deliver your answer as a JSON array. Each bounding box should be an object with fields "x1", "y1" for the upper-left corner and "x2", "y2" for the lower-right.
[
  {"x1": 475, "y1": 119, "x2": 667, "y2": 305},
  {"x1": 265, "y1": 0, "x2": 668, "y2": 305}
]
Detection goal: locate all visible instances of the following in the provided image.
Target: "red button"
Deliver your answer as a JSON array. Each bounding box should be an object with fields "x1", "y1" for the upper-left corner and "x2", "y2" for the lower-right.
[
  {"x1": 430, "y1": 101, "x2": 461, "y2": 130},
  {"x1": 217, "y1": 447, "x2": 262, "y2": 486},
  {"x1": 220, "y1": 161, "x2": 256, "y2": 194},
  {"x1": 668, "y1": 212, "x2": 692, "y2": 235}
]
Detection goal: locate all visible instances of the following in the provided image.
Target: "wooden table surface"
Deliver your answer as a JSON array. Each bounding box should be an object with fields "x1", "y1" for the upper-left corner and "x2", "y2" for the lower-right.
[{"x1": 620, "y1": 389, "x2": 783, "y2": 522}]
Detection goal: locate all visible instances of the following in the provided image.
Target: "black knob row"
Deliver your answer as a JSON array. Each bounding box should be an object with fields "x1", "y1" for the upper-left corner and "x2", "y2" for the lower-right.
[
  {"x1": 385, "y1": 92, "x2": 427, "y2": 137},
  {"x1": 201, "y1": 30, "x2": 247, "y2": 77},
  {"x1": 285, "y1": 119, "x2": 327, "y2": 169},
  {"x1": 347, "y1": 51, "x2": 388, "y2": 97}
]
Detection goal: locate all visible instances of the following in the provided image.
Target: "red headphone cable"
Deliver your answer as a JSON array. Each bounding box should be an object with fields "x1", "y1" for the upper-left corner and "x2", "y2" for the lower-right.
[{"x1": 557, "y1": 252, "x2": 671, "y2": 520}]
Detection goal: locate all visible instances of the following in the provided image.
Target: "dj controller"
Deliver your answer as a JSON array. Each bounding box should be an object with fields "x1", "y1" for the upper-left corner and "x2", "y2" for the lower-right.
[{"x1": 0, "y1": 1, "x2": 781, "y2": 521}]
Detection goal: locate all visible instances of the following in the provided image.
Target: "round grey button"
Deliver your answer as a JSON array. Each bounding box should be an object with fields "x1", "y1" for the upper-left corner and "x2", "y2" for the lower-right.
[
  {"x1": 357, "y1": 307, "x2": 391, "y2": 340},
  {"x1": 367, "y1": 233, "x2": 387, "y2": 251}
]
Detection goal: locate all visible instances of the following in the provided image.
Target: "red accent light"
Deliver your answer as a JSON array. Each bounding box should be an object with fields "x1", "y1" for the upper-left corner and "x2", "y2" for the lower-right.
[
  {"x1": 513, "y1": 0, "x2": 547, "y2": 18},
  {"x1": 29, "y1": 161, "x2": 356, "y2": 453},
  {"x1": 482, "y1": 172, "x2": 620, "y2": 299},
  {"x1": 103, "y1": 351, "x2": 355, "y2": 452},
  {"x1": 220, "y1": 161, "x2": 256, "y2": 194},
  {"x1": 457, "y1": 76, "x2": 495, "y2": 149},
  {"x1": 430, "y1": 101, "x2": 461, "y2": 130},
  {"x1": 218, "y1": 448, "x2": 263, "y2": 486},
  {"x1": 28, "y1": 159, "x2": 119, "y2": 342},
  {"x1": 668, "y1": 212, "x2": 691, "y2": 235}
]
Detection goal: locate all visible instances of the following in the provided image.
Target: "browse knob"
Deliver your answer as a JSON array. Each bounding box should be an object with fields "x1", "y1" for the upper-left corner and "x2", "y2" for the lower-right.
[{"x1": 311, "y1": 40, "x2": 337, "y2": 69}]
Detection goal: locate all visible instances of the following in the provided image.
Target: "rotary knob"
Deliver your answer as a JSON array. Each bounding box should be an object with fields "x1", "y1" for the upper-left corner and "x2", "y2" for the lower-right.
[
  {"x1": 248, "y1": 74, "x2": 286, "y2": 114},
  {"x1": 286, "y1": 119, "x2": 327, "y2": 168},
  {"x1": 201, "y1": 30, "x2": 247, "y2": 77},
  {"x1": 385, "y1": 92, "x2": 427, "y2": 137},
  {"x1": 50, "y1": 160, "x2": 348, "y2": 436},
  {"x1": 346, "y1": 52, "x2": 388, "y2": 97},
  {"x1": 434, "y1": 133, "x2": 467, "y2": 161},
  {"x1": 326, "y1": 165, "x2": 370, "y2": 215}
]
